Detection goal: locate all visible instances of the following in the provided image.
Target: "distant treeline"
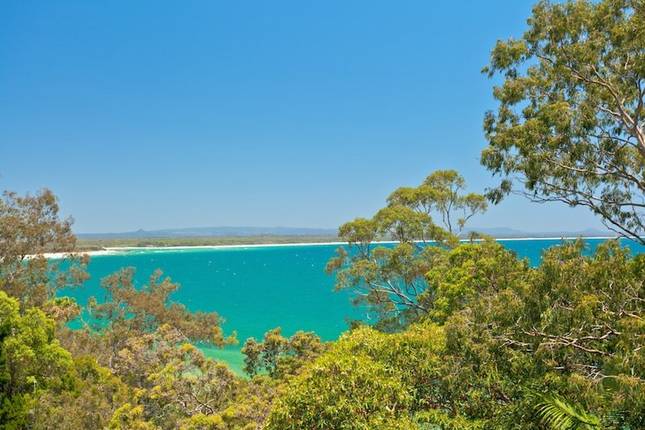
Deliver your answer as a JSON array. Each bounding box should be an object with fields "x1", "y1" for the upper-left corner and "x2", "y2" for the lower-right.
[{"x1": 75, "y1": 235, "x2": 340, "y2": 251}]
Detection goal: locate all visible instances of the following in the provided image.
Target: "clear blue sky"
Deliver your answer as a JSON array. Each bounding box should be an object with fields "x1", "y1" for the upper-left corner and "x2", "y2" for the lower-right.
[{"x1": 0, "y1": 1, "x2": 604, "y2": 233}]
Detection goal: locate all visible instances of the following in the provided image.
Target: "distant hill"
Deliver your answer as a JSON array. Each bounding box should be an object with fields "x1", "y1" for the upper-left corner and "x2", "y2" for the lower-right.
[
  {"x1": 76, "y1": 225, "x2": 615, "y2": 240},
  {"x1": 464, "y1": 227, "x2": 615, "y2": 239},
  {"x1": 77, "y1": 226, "x2": 338, "y2": 239}
]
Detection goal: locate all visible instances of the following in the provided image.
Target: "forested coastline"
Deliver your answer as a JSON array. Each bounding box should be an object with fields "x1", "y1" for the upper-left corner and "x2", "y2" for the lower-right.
[{"x1": 1, "y1": 1, "x2": 643, "y2": 428}]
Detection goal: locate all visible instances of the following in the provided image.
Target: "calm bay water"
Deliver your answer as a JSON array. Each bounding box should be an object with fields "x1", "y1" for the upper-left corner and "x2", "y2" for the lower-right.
[{"x1": 64, "y1": 239, "x2": 644, "y2": 373}]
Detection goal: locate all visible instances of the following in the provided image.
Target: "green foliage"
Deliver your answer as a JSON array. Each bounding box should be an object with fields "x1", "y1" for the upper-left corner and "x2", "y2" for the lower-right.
[
  {"x1": 267, "y1": 348, "x2": 414, "y2": 430},
  {"x1": 432, "y1": 240, "x2": 644, "y2": 428},
  {"x1": 414, "y1": 410, "x2": 486, "y2": 430},
  {"x1": 89, "y1": 268, "x2": 236, "y2": 346},
  {"x1": 534, "y1": 394, "x2": 601, "y2": 430},
  {"x1": 0, "y1": 189, "x2": 88, "y2": 309},
  {"x1": 109, "y1": 403, "x2": 158, "y2": 430},
  {"x1": 388, "y1": 170, "x2": 488, "y2": 235},
  {"x1": 142, "y1": 342, "x2": 245, "y2": 427},
  {"x1": 328, "y1": 170, "x2": 486, "y2": 326},
  {"x1": 241, "y1": 328, "x2": 324, "y2": 377},
  {"x1": 266, "y1": 323, "x2": 445, "y2": 429},
  {"x1": 273, "y1": 240, "x2": 644, "y2": 429},
  {"x1": 32, "y1": 356, "x2": 131, "y2": 429},
  {"x1": 0, "y1": 188, "x2": 272, "y2": 429},
  {"x1": 179, "y1": 413, "x2": 226, "y2": 430},
  {"x1": 0, "y1": 291, "x2": 74, "y2": 426},
  {"x1": 423, "y1": 239, "x2": 528, "y2": 322},
  {"x1": 319, "y1": 167, "x2": 643, "y2": 429},
  {"x1": 42, "y1": 296, "x2": 81, "y2": 323},
  {"x1": 482, "y1": 0, "x2": 645, "y2": 243}
]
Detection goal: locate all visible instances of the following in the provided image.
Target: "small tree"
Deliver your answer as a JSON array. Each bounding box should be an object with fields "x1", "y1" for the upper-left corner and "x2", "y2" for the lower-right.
[
  {"x1": 327, "y1": 170, "x2": 486, "y2": 326},
  {"x1": 0, "y1": 189, "x2": 88, "y2": 309},
  {"x1": 387, "y1": 170, "x2": 488, "y2": 236},
  {"x1": 85, "y1": 268, "x2": 235, "y2": 376},
  {"x1": 242, "y1": 328, "x2": 324, "y2": 378}
]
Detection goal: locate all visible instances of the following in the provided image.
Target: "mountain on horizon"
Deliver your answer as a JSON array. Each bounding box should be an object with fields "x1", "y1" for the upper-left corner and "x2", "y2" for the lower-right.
[
  {"x1": 76, "y1": 226, "x2": 339, "y2": 239},
  {"x1": 465, "y1": 226, "x2": 615, "y2": 238},
  {"x1": 76, "y1": 225, "x2": 616, "y2": 240}
]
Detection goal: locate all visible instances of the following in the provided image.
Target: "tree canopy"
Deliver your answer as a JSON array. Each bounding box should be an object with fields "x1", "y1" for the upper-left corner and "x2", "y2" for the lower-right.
[
  {"x1": 0, "y1": 189, "x2": 266, "y2": 429},
  {"x1": 326, "y1": 169, "x2": 486, "y2": 328},
  {"x1": 482, "y1": 0, "x2": 645, "y2": 243},
  {"x1": 0, "y1": 189, "x2": 88, "y2": 309},
  {"x1": 275, "y1": 240, "x2": 645, "y2": 429}
]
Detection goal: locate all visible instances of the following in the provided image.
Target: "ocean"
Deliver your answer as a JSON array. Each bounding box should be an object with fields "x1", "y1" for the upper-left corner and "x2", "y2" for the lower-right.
[{"x1": 62, "y1": 238, "x2": 644, "y2": 374}]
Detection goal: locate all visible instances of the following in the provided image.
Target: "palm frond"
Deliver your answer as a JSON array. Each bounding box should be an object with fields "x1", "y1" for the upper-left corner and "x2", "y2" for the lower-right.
[{"x1": 534, "y1": 393, "x2": 601, "y2": 430}]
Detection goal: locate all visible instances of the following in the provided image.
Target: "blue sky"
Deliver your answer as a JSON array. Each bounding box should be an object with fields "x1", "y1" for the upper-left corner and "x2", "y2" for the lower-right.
[{"x1": 0, "y1": 1, "x2": 605, "y2": 233}]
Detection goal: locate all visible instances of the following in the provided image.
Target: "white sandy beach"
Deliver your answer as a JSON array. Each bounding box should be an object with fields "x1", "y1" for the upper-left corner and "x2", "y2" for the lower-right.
[
  {"x1": 38, "y1": 249, "x2": 121, "y2": 259},
  {"x1": 38, "y1": 236, "x2": 618, "y2": 259}
]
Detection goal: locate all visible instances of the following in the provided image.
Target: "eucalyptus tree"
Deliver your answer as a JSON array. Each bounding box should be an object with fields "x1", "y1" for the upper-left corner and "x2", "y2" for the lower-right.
[
  {"x1": 0, "y1": 189, "x2": 88, "y2": 309},
  {"x1": 387, "y1": 169, "x2": 488, "y2": 236},
  {"x1": 482, "y1": 0, "x2": 645, "y2": 243},
  {"x1": 327, "y1": 170, "x2": 487, "y2": 327}
]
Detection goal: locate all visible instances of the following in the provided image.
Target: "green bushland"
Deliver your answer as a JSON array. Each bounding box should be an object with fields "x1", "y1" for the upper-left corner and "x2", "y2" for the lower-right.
[{"x1": 268, "y1": 239, "x2": 644, "y2": 429}]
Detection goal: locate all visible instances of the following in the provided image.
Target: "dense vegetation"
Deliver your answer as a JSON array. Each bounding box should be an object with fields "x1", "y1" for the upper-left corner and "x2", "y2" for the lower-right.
[{"x1": 0, "y1": 0, "x2": 642, "y2": 428}]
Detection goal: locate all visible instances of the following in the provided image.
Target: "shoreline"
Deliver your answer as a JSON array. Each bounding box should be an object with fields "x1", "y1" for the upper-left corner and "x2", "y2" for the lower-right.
[{"x1": 40, "y1": 236, "x2": 621, "y2": 259}]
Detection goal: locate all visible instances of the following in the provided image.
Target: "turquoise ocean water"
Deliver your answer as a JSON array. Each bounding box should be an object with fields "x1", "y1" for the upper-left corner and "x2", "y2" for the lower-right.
[{"x1": 63, "y1": 239, "x2": 644, "y2": 374}]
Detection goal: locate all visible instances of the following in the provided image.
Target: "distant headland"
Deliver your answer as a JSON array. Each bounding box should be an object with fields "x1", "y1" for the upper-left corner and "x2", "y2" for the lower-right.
[{"x1": 72, "y1": 225, "x2": 618, "y2": 251}]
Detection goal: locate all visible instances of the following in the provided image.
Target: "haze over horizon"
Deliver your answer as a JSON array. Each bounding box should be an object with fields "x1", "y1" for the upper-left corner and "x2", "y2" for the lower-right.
[
  {"x1": 74, "y1": 224, "x2": 613, "y2": 238},
  {"x1": 1, "y1": 1, "x2": 607, "y2": 233}
]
